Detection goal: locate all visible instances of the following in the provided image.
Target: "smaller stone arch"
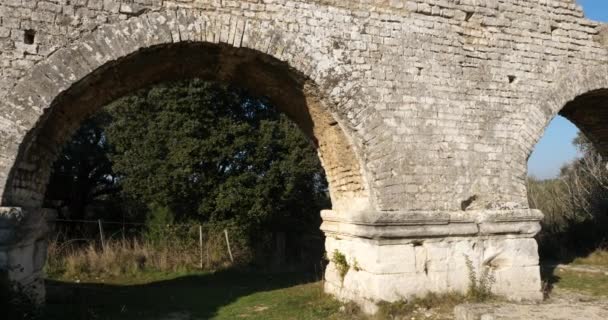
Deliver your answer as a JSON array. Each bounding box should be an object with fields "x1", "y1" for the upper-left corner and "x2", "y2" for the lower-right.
[
  {"x1": 522, "y1": 22, "x2": 608, "y2": 159},
  {"x1": 526, "y1": 64, "x2": 608, "y2": 162}
]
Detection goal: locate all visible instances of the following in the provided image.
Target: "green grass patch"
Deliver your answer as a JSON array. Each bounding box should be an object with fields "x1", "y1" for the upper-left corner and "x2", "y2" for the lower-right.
[
  {"x1": 572, "y1": 249, "x2": 608, "y2": 267},
  {"x1": 42, "y1": 270, "x2": 343, "y2": 320},
  {"x1": 40, "y1": 270, "x2": 467, "y2": 320},
  {"x1": 554, "y1": 269, "x2": 608, "y2": 297},
  {"x1": 213, "y1": 282, "x2": 340, "y2": 319},
  {"x1": 37, "y1": 268, "x2": 500, "y2": 319}
]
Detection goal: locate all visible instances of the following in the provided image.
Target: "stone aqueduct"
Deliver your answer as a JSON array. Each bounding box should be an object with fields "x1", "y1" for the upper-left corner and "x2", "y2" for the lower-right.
[{"x1": 0, "y1": 0, "x2": 607, "y2": 312}]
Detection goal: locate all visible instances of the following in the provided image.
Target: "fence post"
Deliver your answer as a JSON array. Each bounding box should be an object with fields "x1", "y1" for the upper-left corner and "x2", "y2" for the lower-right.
[
  {"x1": 122, "y1": 213, "x2": 126, "y2": 241},
  {"x1": 98, "y1": 219, "x2": 106, "y2": 252},
  {"x1": 206, "y1": 238, "x2": 210, "y2": 268},
  {"x1": 199, "y1": 225, "x2": 203, "y2": 269},
  {"x1": 224, "y1": 229, "x2": 234, "y2": 263}
]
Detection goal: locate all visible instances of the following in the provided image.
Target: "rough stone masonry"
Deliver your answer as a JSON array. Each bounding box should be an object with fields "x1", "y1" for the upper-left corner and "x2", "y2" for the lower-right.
[{"x1": 0, "y1": 0, "x2": 607, "y2": 313}]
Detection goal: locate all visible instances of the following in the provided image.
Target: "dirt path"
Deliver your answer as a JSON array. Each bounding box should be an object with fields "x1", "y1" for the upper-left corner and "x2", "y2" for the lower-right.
[{"x1": 454, "y1": 291, "x2": 608, "y2": 320}]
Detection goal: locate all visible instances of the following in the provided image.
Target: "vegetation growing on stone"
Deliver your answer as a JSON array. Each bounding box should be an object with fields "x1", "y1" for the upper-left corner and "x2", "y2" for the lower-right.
[
  {"x1": 352, "y1": 258, "x2": 361, "y2": 272},
  {"x1": 331, "y1": 250, "x2": 350, "y2": 283},
  {"x1": 464, "y1": 255, "x2": 495, "y2": 302}
]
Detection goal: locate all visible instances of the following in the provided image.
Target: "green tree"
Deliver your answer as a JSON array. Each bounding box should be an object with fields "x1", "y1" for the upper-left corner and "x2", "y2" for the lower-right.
[
  {"x1": 44, "y1": 113, "x2": 119, "y2": 220},
  {"x1": 45, "y1": 79, "x2": 330, "y2": 262},
  {"x1": 104, "y1": 79, "x2": 329, "y2": 233}
]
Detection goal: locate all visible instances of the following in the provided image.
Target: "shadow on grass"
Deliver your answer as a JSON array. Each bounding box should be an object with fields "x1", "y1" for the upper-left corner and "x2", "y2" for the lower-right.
[
  {"x1": 540, "y1": 264, "x2": 561, "y2": 298},
  {"x1": 537, "y1": 220, "x2": 608, "y2": 297},
  {"x1": 41, "y1": 270, "x2": 320, "y2": 320}
]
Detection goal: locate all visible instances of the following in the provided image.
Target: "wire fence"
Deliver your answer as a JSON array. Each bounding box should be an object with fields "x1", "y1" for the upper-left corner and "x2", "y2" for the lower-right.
[
  {"x1": 45, "y1": 218, "x2": 326, "y2": 278},
  {"x1": 46, "y1": 218, "x2": 238, "y2": 273}
]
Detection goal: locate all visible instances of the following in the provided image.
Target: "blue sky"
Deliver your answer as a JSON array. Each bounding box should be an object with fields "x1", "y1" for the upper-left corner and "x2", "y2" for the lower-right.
[{"x1": 527, "y1": 0, "x2": 608, "y2": 179}]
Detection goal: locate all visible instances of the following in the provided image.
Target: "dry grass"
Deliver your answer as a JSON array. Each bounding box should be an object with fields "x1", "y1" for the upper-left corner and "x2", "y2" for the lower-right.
[
  {"x1": 45, "y1": 233, "x2": 244, "y2": 280},
  {"x1": 374, "y1": 292, "x2": 468, "y2": 320},
  {"x1": 554, "y1": 268, "x2": 608, "y2": 297},
  {"x1": 573, "y1": 249, "x2": 608, "y2": 267},
  {"x1": 325, "y1": 292, "x2": 469, "y2": 320}
]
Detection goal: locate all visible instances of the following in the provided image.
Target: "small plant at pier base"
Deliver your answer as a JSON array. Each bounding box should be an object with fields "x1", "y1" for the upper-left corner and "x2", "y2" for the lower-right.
[{"x1": 464, "y1": 254, "x2": 496, "y2": 302}]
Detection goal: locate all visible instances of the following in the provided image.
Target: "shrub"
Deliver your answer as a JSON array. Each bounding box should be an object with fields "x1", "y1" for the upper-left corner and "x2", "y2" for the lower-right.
[
  {"x1": 331, "y1": 250, "x2": 349, "y2": 283},
  {"x1": 464, "y1": 255, "x2": 495, "y2": 302}
]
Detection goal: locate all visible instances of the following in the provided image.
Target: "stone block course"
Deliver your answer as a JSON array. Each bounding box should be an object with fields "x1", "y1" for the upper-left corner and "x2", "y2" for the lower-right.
[
  {"x1": 324, "y1": 231, "x2": 544, "y2": 308},
  {"x1": 0, "y1": 0, "x2": 606, "y2": 312}
]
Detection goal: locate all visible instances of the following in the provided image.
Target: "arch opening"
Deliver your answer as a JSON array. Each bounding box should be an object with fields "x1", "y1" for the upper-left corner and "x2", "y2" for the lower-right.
[
  {"x1": 41, "y1": 77, "x2": 334, "y2": 277},
  {"x1": 3, "y1": 42, "x2": 368, "y2": 215},
  {"x1": 559, "y1": 89, "x2": 608, "y2": 159},
  {"x1": 527, "y1": 89, "x2": 608, "y2": 268}
]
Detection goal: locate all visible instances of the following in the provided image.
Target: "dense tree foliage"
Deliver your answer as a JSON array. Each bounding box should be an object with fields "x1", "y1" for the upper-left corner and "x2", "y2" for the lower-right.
[
  {"x1": 45, "y1": 113, "x2": 118, "y2": 220},
  {"x1": 45, "y1": 79, "x2": 330, "y2": 239}
]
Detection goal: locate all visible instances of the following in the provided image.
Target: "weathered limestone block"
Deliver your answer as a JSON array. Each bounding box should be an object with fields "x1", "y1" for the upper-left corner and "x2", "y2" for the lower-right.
[
  {"x1": 492, "y1": 266, "x2": 542, "y2": 300},
  {"x1": 7, "y1": 242, "x2": 36, "y2": 282},
  {"x1": 322, "y1": 209, "x2": 544, "y2": 313},
  {"x1": 325, "y1": 236, "x2": 417, "y2": 274},
  {"x1": 481, "y1": 238, "x2": 539, "y2": 268},
  {"x1": 0, "y1": 207, "x2": 53, "y2": 303}
]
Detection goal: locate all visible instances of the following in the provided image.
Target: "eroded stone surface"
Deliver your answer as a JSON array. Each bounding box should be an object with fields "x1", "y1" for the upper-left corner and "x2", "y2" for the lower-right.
[
  {"x1": 1, "y1": 0, "x2": 606, "y2": 215},
  {"x1": 324, "y1": 231, "x2": 543, "y2": 312},
  {"x1": 0, "y1": 0, "x2": 606, "y2": 312}
]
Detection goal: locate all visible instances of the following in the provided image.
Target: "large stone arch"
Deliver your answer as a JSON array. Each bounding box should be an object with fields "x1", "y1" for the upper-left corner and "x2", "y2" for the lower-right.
[
  {"x1": 0, "y1": 10, "x2": 372, "y2": 211},
  {"x1": 0, "y1": 9, "x2": 373, "y2": 302}
]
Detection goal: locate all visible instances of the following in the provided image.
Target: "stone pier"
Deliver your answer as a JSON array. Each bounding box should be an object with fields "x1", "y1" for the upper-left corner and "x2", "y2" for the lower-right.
[
  {"x1": 0, "y1": 207, "x2": 52, "y2": 303},
  {"x1": 322, "y1": 209, "x2": 543, "y2": 312}
]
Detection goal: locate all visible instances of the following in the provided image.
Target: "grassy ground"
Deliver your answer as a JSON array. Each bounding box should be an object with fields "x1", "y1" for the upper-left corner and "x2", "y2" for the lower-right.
[
  {"x1": 564, "y1": 249, "x2": 608, "y2": 297},
  {"x1": 543, "y1": 248, "x2": 608, "y2": 298},
  {"x1": 42, "y1": 270, "x2": 341, "y2": 320},
  {"x1": 38, "y1": 269, "x2": 608, "y2": 320},
  {"x1": 36, "y1": 247, "x2": 608, "y2": 320},
  {"x1": 551, "y1": 268, "x2": 608, "y2": 297},
  {"x1": 40, "y1": 238, "x2": 467, "y2": 320},
  {"x1": 39, "y1": 270, "x2": 470, "y2": 320},
  {"x1": 572, "y1": 249, "x2": 608, "y2": 267}
]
